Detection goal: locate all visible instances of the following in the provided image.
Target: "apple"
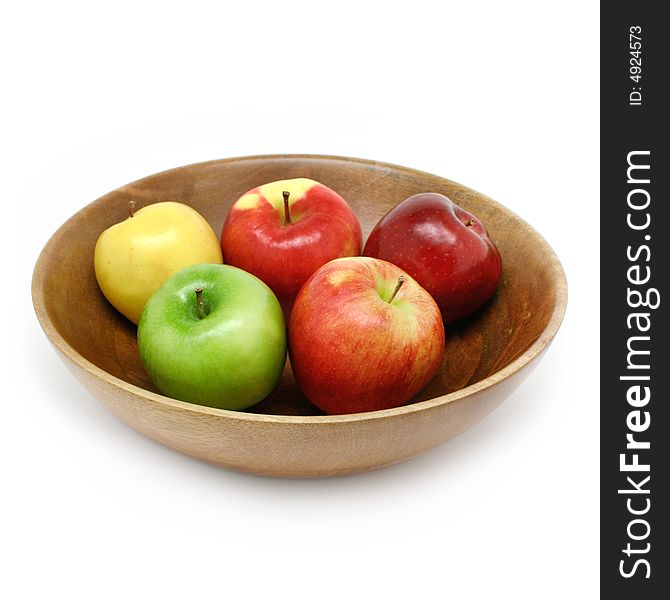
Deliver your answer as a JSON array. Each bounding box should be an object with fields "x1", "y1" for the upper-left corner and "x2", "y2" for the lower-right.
[
  {"x1": 363, "y1": 192, "x2": 502, "y2": 324},
  {"x1": 289, "y1": 256, "x2": 444, "y2": 415},
  {"x1": 94, "y1": 201, "x2": 223, "y2": 324},
  {"x1": 221, "y1": 178, "x2": 362, "y2": 312},
  {"x1": 137, "y1": 263, "x2": 287, "y2": 410}
]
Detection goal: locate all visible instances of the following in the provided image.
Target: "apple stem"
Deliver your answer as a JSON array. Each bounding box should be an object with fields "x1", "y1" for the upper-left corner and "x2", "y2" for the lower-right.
[
  {"x1": 195, "y1": 288, "x2": 207, "y2": 319},
  {"x1": 128, "y1": 200, "x2": 136, "y2": 218},
  {"x1": 465, "y1": 218, "x2": 475, "y2": 227},
  {"x1": 388, "y1": 275, "x2": 406, "y2": 303},
  {"x1": 282, "y1": 190, "x2": 292, "y2": 225}
]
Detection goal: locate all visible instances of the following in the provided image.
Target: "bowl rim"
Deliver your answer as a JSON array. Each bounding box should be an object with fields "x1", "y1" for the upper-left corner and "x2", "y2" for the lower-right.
[{"x1": 31, "y1": 153, "x2": 568, "y2": 425}]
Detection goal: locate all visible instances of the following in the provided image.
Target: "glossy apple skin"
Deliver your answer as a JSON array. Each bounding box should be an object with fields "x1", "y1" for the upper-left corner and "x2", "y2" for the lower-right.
[
  {"x1": 94, "y1": 201, "x2": 223, "y2": 324},
  {"x1": 289, "y1": 257, "x2": 444, "y2": 415},
  {"x1": 363, "y1": 193, "x2": 502, "y2": 324},
  {"x1": 138, "y1": 263, "x2": 286, "y2": 411},
  {"x1": 221, "y1": 178, "x2": 362, "y2": 311}
]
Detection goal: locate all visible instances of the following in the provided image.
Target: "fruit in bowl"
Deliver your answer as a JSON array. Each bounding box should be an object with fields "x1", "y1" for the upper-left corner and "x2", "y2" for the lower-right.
[
  {"x1": 221, "y1": 178, "x2": 362, "y2": 313},
  {"x1": 137, "y1": 263, "x2": 286, "y2": 411},
  {"x1": 94, "y1": 201, "x2": 223, "y2": 324},
  {"x1": 32, "y1": 155, "x2": 567, "y2": 477},
  {"x1": 289, "y1": 256, "x2": 445, "y2": 415},
  {"x1": 364, "y1": 192, "x2": 502, "y2": 324}
]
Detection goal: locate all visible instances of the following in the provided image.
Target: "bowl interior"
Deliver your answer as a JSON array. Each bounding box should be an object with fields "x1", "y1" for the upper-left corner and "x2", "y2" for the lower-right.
[{"x1": 36, "y1": 155, "x2": 561, "y2": 416}]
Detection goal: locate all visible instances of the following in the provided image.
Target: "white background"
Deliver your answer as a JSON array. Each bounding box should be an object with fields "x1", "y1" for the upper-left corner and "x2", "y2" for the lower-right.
[{"x1": 3, "y1": 1, "x2": 599, "y2": 598}]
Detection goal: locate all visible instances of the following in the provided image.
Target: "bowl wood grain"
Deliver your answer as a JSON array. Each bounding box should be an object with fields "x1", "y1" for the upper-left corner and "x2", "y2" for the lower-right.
[{"x1": 32, "y1": 155, "x2": 567, "y2": 477}]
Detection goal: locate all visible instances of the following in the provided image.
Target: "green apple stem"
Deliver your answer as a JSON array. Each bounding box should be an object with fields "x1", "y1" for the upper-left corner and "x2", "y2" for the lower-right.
[
  {"x1": 128, "y1": 200, "x2": 136, "y2": 218},
  {"x1": 282, "y1": 191, "x2": 292, "y2": 225},
  {"x1": 388, "y1": 275, "x2": 406, "y2": 303},
  {"x1": 195, "y1": 287, "x2": 207, "y2": 319}
]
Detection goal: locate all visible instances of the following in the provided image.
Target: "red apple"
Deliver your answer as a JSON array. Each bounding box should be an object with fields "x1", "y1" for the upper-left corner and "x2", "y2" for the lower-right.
[
  {"x1": 289, "y1": 256, "x2": 445, "y2": 415},
  {"x1": 363, "y1": 192, "x2": 502, "y2": 324},
  {"x1": 221, "y1": 178, "x2": 362, "y2": 312}
]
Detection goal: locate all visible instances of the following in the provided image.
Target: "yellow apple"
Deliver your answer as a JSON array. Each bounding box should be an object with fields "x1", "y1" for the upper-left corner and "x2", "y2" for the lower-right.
[{"x1": 94, "y1": 201, "x2": 223, "y2": 324}]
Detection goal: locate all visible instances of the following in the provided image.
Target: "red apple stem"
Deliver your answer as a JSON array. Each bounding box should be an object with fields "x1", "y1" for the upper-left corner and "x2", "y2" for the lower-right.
[
  {"x1": 388, "y1": 275, "x2": 406, "y2": 303},
  {"x1": 128, "y1": 200, "x2": 136, "y2": 218},
  {"x1": 282, "y1": 190, "x2": 292, "y2": 225},
  {"x1": 195, "y1": 288, "x2": 206, "y2": 319},
  {"x1": 465, "y1": 218, "x2": 475, "y2": 227}
]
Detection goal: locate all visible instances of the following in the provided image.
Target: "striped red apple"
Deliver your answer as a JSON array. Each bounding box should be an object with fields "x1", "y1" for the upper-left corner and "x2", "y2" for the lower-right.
[
  {"x1": 221, "y1": 178, "x2": 362, "y2": 313},
  {"x1": 289, "y1": 257, "x2": 445, "y2": 415}
]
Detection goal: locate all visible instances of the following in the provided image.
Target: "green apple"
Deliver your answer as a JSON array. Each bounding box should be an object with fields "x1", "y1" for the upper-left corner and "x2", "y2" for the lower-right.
[{"x1": 138, "y1": 263, "x2": 286, "y2": 410}]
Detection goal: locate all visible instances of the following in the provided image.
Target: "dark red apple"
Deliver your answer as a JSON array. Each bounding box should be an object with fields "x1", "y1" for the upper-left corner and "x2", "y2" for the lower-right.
[
  {"x1": 221, "y1": 178, "x2": 362, "y2": 314},
  {"x1": 289, "y1": 256, "x2": 445, "y2": 415},
  {"x1": 363, "y1": 192, "x2": 501, "y2": 324}
]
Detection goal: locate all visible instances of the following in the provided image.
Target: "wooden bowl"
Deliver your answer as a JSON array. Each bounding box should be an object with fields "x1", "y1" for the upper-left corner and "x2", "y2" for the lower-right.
[{"x1": 32, "y1": 155, "x2": 567, "y2": 477}]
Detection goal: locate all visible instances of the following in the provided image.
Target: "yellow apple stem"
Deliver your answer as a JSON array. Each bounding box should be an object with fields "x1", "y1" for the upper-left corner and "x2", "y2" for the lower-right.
[
  {"x1": 282, "y1": 191, "x2": 292, "y2": 225},
  {"x1": 195, "y1": 287, "x2": 206, "y2": 319},
  {"x1": 128, "y1": 200, "x2": 136, "y2": 218},
  {"x1": 388, "y1": 275, "x2": 406, "y2": 303}
]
